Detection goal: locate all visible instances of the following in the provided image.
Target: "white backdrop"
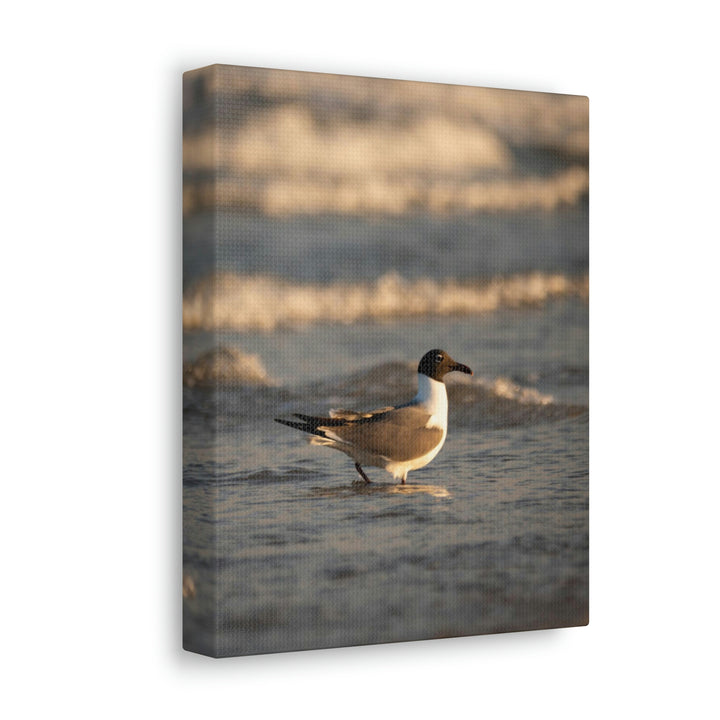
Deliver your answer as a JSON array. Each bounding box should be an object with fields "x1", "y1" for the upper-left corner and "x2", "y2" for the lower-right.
[{"x1": 2, "y1": 1, "x2": 718, "y2": 717}]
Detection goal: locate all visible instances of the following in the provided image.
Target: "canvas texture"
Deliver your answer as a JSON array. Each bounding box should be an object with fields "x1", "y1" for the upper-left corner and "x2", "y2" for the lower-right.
[{"x1": 182, "y1": 64, "x2": 589, "y2": 658}]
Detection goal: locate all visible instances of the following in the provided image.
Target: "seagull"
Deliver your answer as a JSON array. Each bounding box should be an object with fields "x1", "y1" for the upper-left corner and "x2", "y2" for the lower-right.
[{"x1": 275, "y1": 349, "x2": 472, "y2": 484}]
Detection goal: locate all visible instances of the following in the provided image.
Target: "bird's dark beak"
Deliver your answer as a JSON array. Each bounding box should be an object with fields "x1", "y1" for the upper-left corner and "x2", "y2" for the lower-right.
[{"x1": 451, "y1": 362, "x2": 473, "y2": 376}]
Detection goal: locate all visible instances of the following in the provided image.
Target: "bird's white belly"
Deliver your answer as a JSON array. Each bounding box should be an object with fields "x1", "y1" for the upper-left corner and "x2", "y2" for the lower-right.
[{"x1": 385, "y1": 427, "x2": 447, "y2": 479}]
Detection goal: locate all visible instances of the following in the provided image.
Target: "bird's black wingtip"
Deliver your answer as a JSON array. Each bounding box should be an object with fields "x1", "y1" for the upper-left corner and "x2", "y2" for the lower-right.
[{"x1": 275, "y1": 416, "x2": 329, "y2": 438}]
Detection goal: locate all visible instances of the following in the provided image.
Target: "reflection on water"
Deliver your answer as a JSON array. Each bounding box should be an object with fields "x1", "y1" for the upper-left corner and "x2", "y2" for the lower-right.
[{"x1": 309, "y1": 483, "x2": 452, "y2": 499}]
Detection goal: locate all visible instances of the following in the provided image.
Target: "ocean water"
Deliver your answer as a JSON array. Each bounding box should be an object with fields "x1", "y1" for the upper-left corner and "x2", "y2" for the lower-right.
[{"x1": 182, "y1": 210, "x2": 589, "y2": 657}]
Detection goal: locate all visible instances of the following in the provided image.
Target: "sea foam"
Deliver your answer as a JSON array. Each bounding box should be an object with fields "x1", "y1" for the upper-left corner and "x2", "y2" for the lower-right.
[{"x1": 182, "y1": 271, "x2": 588, "y2": 331}]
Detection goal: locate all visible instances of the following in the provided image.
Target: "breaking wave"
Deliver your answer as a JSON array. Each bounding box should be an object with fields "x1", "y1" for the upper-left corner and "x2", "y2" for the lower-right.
[
  {"x1": 183, "y1": 354, "x2": 586, "y2": 429},
  {"x1": 189, "y1": 166, "x2": 588, "y2": 216},
  {"x1": 183, "y1": 271, "x2": 588, "y2": 331},
  {"x1": 183, "y1": 68, "x2": 588, "y2": 216},
  {"x1": 183, "y1": 346, "x2": 276, "y2": 387}
]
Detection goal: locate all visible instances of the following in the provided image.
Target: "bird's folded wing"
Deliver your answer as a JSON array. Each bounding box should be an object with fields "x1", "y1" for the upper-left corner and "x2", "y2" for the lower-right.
[{"x1": 324, "y1": 405, "x2": 443, "y2": 461}]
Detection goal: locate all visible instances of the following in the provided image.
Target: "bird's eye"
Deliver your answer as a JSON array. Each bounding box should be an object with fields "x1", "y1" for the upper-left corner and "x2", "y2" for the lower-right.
[{"x1": 435, "y1": 354, "x2": 444, "y2": 362}]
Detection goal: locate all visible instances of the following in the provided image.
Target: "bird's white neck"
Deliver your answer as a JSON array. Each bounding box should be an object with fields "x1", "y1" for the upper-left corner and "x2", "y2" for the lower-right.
[{"x1": 414, "y1": 373, "x2": 448, "y2": 429}]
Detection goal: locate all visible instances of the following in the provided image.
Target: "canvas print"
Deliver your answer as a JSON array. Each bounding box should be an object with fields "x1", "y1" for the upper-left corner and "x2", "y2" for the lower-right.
[{"x1": 182, "y1": 65, "x2": 589, "y2": 657}]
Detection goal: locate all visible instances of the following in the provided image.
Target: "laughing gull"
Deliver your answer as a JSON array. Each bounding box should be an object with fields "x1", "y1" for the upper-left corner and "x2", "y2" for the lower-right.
[{"x1": 275, "y1": 349, "x2": 472, "y2": 484}]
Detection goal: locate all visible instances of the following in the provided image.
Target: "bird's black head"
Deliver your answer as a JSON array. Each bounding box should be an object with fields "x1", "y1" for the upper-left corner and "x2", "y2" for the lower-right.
[{"x1": 418, "y1": 349, "x2": 473, "y2": 382}]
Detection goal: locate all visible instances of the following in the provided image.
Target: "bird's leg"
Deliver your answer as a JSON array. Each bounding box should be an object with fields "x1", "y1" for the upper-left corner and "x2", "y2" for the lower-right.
[
  {"x1": 354, "y1": 463, "x2": 371, "y2": 483},
  {"x1": 401, "y1": 472, "x2": 407, "y2": 485}
]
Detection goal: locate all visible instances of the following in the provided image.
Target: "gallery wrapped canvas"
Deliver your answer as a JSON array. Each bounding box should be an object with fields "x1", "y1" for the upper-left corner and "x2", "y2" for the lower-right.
[{"x1": 182, "y1": 64, "x2": 589, "y2": 657}]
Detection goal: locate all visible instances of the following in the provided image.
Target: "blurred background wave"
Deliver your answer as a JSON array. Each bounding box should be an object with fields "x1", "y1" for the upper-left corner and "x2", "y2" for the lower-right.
[{"x1": 183, "y1": 65, "x2": 588, "y2": 217}]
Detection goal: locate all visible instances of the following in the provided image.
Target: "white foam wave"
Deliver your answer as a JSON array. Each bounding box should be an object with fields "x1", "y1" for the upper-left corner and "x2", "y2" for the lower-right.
[
  {"x1": 199, "y1": 166, "x2": 586, "y2": 216},
  {"x1": 183, "y1": 69, "x2": 588, "y2": 216},
  {"x1": 187, "y1": 66, "x2": 588, "y2": 156},
  {"x1": 187, "y1": 107, "x2": 512, "y2": 175},
  {"x1": 183, "y1": 271, "x2": 588, "y2": 331},
  {"x1": 480, "y1": 376, "x2": 555, "y2": 405}
]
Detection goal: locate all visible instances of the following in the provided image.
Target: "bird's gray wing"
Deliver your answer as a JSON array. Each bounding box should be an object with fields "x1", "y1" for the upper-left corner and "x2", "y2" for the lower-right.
[{"x1": 325, "y1": 405, "x2": 443, "y2": 462}]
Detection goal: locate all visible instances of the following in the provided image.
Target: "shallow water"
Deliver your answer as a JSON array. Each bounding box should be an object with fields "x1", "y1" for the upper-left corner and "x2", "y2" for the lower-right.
[
  {"x1": 183, "y1": 297, "x2": 588, "y2": 656},
  {"x1": 184, "y1": 405, "x2": 588, "y2": 656}
]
